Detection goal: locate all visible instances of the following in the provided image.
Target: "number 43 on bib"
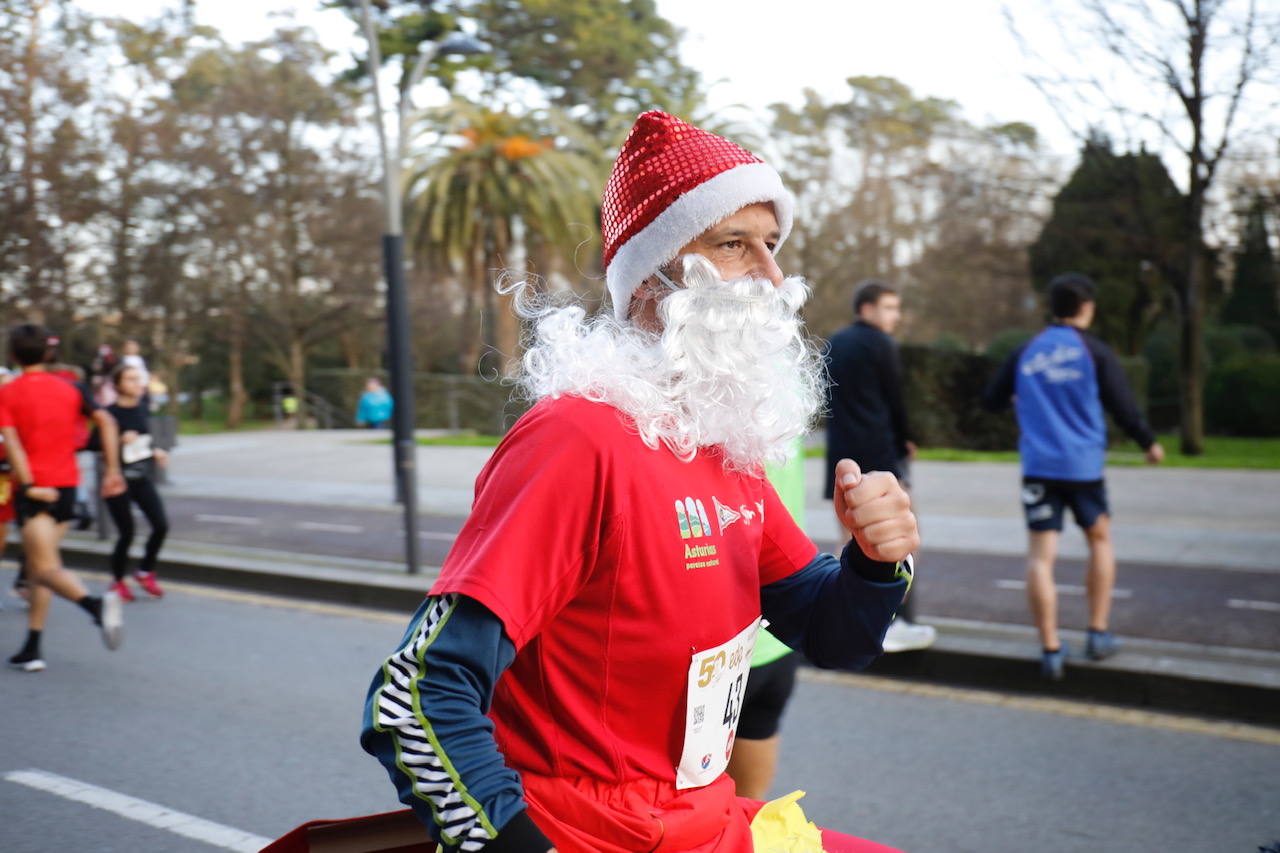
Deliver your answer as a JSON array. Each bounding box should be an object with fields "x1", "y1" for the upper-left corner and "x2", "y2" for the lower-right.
[{"x1": 676, "y1": 618, "x2": 763, "y2": 789}]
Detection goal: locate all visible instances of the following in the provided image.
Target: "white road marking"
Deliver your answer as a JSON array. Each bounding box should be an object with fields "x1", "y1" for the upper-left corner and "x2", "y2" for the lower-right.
[
  {"x1": 419, "y1": 531, "x2": 457, "y2": 541},
  {"x1": 995, "y1": 579, "x2": 1132, "y2": 598},
  {"x1": 194, "y1": 514, "x2": 261, "y2": 526},
  {"x1": 1227, "y1": 598, "x2": 1280, "y2": 613},
  {"x1": 297, "y1": 521, "x2": 364, "y2": 534},
  {"x1": 4, "y1": 769, "x2": 271, "y2": 852}
]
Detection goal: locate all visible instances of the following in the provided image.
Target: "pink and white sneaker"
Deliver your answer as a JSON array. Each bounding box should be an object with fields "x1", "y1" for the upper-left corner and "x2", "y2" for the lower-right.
[
  {"x1": 109, "y1": 579, "x2": 135, "y2": 603},
  {"x1": 134, "y1": 571, "x2": 164, "y2": 598}
]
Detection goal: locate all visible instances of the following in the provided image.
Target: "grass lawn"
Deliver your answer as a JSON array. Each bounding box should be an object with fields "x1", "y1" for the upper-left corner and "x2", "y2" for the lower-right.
[
  {"x1": 802, "y1": 434, "x2": 1280, "y2": 470},
  {"x1": 1103, "y1": 434, "x2": 1280, "y2": 470},
  {"x1": 392, "y1": 432, "x2": 1280, "y2": 470},
  {"x1": 414, "y1": 433, "x2": 504, "y2": 447}
]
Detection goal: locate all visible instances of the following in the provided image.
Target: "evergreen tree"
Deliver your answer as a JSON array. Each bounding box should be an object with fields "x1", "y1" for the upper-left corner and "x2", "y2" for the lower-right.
[
  {"x1": 1029, "y1": 137, "x2": 1185, "y2": 356},
  {"x1": 1222, "y1": 197, "x2": 1280, "y2": 345}
]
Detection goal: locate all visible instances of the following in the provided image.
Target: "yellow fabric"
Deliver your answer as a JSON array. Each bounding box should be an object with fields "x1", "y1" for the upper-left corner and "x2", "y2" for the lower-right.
[{"x1": 749, "y1": 790, "x2": 827, "y2": 852}]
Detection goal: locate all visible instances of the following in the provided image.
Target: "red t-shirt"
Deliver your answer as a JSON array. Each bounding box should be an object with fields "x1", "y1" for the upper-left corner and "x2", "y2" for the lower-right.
[
  {"x1": 432, "y1": 395, "x2": 817, "y2": 846},
  {"x1": 0, "y1": 371, "x2": 94, "y2": 487}
]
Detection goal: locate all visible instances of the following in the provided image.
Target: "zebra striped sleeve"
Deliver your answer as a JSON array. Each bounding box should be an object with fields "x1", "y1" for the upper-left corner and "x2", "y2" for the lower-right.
[{"x1": 361, "y1": 594, "x2": 536, "y2": 850}]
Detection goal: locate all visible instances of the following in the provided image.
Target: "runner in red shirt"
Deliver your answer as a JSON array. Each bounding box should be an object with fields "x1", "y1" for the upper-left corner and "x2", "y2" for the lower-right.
[
  {"x1": 361, "y1": 113, "x2": 920, "y2": 853},
  {"x1": 1, "y1": 325, "x2": 127, "y2": 672}
]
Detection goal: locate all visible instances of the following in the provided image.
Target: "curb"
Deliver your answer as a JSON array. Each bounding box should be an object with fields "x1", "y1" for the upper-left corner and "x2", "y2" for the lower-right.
[
  {"x1": 54, "y1": 537, "x2": 1280, "y2": 729},
  {"x1": 58, "y1": 536, "x2": 433, "y2": 613},
  {"x1": 864, "y1": 617, "x2": 1280, "y2": 727}
]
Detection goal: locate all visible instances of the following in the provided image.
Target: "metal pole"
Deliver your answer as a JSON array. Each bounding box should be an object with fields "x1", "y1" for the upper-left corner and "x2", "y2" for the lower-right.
[
  {"x1": 383, "y1": 234, "x2": 420, "y2": 573},
  {"x1": 360, "y1": 0, "x2": 419, "y2": 574}
]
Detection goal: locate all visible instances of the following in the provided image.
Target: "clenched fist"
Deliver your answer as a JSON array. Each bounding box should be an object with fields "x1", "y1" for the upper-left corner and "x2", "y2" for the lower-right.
[{"x1": 832, "y1": 458, "x2": 919, "y2": 564}]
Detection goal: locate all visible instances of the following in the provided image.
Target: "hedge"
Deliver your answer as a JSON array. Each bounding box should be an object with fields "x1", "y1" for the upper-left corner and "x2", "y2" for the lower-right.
[
  {"x1": 309, "y1": 346, "x2": 1173, "y2": 449},
  {"x1": 1205, "y1": 355, "x2": 1280, "y2": 436},
  {"x1": 899, "y1": 345, "x2": 1019, "y2": 451}
]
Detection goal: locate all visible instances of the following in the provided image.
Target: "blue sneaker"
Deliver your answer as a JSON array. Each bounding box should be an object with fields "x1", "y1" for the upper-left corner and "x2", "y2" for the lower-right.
[
  {"x1": 1041, "y1": 642, "x2": 1068, "y2": 681},
  {"x1": 1086, "y1": 629, "x2": 1120, "y2": 661}
]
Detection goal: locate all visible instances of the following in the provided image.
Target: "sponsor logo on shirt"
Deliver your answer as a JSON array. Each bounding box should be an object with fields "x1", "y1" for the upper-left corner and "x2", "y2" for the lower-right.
[
  {"x1": 712, "y1": 495, "x2": 765, "y2": 533},
  {"x1": 1021, "y1": 344, "x2": 1084, "y2": 383},
  {"x1": 675, "y1": 497, "x2": 711, "y2": 539},
  {"x1": 713, "y1": 496, "x2": 740, "y2": 532},
  {"x1": 675, "y1": 496, "x2": 719, "y2": 571}
]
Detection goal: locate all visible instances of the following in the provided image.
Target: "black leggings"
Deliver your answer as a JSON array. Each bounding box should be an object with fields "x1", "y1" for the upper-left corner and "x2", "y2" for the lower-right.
[{"x1": 105, "y1": 476, "x2": 169, "y2": 581}]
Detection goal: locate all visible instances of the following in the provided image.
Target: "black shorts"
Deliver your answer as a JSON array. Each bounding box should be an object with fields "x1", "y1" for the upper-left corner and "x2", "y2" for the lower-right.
[
  {"x1": 1021, "y1": 477, "x2": 1108, "y2": 532},
  {"x1": 16, "y1": 486, "x2": 78, "y2": 526},
  {"x1": 737, "y1": 651, "x2": 802, "y2": 740}
]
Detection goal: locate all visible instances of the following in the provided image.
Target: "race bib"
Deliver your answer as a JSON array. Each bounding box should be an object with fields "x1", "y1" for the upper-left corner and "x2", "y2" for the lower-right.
[
  {"x1": 122, "y1": 433, "x2": 154, "y2": 465},
  {"x1": 675, "y1": 618, "x2": 762, "y2": 789}
]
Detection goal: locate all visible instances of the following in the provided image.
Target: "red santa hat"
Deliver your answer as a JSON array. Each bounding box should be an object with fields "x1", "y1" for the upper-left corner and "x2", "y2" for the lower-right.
[{"x1": 601, "y1": 111, "x2": 794, "y2": 321}]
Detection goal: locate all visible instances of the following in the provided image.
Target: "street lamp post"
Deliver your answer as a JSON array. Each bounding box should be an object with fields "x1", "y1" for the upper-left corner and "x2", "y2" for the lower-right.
[{"x1": 357, "y1": 1, "x2": 486, "y2": 574}]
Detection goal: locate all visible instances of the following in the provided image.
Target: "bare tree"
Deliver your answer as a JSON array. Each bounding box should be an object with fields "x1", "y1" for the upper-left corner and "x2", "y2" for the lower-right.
[
  {"x1": 0, "y1": 0, "x2": 103, "y2": 327},
  {"x1": 1010, "y1": 0, "x2": 1280, "y2": 453}
]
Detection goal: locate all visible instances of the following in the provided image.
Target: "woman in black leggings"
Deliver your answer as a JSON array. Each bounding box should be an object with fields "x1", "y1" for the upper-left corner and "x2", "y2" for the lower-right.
[{"x1": 98, "y1": 364, "x2": 169, "y2": 601}]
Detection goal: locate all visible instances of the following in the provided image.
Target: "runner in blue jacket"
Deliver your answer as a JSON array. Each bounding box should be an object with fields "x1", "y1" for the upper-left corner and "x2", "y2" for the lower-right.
[{"x1": 983, "y1": 273, "x2": 1163, "y2": 680}]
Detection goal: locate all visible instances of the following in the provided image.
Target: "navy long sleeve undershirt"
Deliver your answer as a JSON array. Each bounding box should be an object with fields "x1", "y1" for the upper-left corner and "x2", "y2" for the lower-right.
[{"x1": 360, "y1": 547, "x2": 908, "y2": 851}]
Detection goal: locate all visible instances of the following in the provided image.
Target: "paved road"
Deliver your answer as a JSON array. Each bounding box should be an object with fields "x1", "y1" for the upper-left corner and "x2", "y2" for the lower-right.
[
  {"x1": 80, "y1": 492, "x2": 1280, "y2": 653},
  {"x1": 2, "y1": 577, "x2": 1276, "y2": 853}
]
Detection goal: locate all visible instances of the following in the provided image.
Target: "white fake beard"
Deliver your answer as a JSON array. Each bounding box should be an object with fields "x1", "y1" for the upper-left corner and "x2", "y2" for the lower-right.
[{"x1": 514, "y1": 255, "x2": 825, "y2": 472}]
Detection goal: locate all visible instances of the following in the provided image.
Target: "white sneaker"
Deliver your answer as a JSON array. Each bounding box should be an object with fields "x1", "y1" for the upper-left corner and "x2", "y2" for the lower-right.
[
  {"x1": 100, "y1": 591, "x2": 124, "y2": 650},
  {"x1": 881, "y1": 619, "x2": 937, "y2": 653}
]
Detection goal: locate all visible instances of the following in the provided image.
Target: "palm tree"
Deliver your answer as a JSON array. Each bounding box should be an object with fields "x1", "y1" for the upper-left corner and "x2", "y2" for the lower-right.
[{"x1": 404, "y1": 99, "x2": 603, "y2": 374}]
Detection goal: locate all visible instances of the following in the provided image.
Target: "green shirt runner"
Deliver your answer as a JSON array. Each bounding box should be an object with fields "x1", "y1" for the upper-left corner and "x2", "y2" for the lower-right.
[{"x1": 755, "y1": 437, "x2": 807, "y2": 666}]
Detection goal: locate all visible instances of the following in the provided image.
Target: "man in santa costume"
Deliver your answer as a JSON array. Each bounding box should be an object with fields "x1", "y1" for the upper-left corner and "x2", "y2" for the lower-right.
[{"x1": 361, "y1": 111, "x2": 919, "y2": 853}]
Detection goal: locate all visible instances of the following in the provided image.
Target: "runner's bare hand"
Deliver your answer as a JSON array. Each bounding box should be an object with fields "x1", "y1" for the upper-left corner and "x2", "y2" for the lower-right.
[
  {"x1": 26, "y1": 485, "x2": 58, "y2": 503},
  {"x1": 101, "y1": 471, "x2": 126, "y2": 498},
  {"x1": 832, "y1": 458, "x2": 919, "y2": 564}
]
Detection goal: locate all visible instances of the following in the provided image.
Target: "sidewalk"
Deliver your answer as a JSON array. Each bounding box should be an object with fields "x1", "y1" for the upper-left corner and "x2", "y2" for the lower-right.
[
  {"x1": 158, "y1": 430, "x2": 1280, "y2": 571},
  {"x1": 58, "y1": 428, "x2": 1280, "y2": 724}
]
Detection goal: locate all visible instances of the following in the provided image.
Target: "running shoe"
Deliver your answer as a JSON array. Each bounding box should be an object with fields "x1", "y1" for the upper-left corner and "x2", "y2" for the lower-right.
[
  {"x1": 8, "y1": 652, "x2": 46, "y2": 672},
  {"x1": 1041, "y1": 642, "x2": 1069, "y2": 681},
  {"x1": 881, "y1": 619, "x2": 937, "y2": 653},
  {"x1": 99, "y1": 590, "x2": 124, "y2": 650},
  {"x1": 133, "y1": 571, "x2": 163, "y2": 598},
  {"x1": 1086, "y1": 629, "x2": 1120, "y2": 661},
  {"x1": 109, "y1": 579, "x2": 136, "y2": 603}
]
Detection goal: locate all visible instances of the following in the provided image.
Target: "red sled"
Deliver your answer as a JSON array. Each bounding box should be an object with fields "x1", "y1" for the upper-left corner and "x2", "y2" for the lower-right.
[{"x1": 261, "y1": 807, "x2": 901, "y2": 853}]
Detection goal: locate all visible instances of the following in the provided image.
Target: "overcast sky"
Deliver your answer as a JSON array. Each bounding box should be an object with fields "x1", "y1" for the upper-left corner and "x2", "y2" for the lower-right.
[
  {"x1": 656, "y1": 0, "x2": 1076, "y2": 148},
  {"x1": 76, "y1": 0, "x2": 1280, "y2": 173}
]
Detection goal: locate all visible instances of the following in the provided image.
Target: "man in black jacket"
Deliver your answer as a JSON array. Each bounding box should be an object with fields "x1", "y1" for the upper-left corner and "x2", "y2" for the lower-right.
[{"x1": 824, "y1": 280, "x2": 934, "y2": 652}]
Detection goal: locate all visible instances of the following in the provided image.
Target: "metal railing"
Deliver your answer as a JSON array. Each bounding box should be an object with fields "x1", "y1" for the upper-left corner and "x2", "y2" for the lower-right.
[{"x1": 270, "y1": 382, "x2": 354, "y2": 429}]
